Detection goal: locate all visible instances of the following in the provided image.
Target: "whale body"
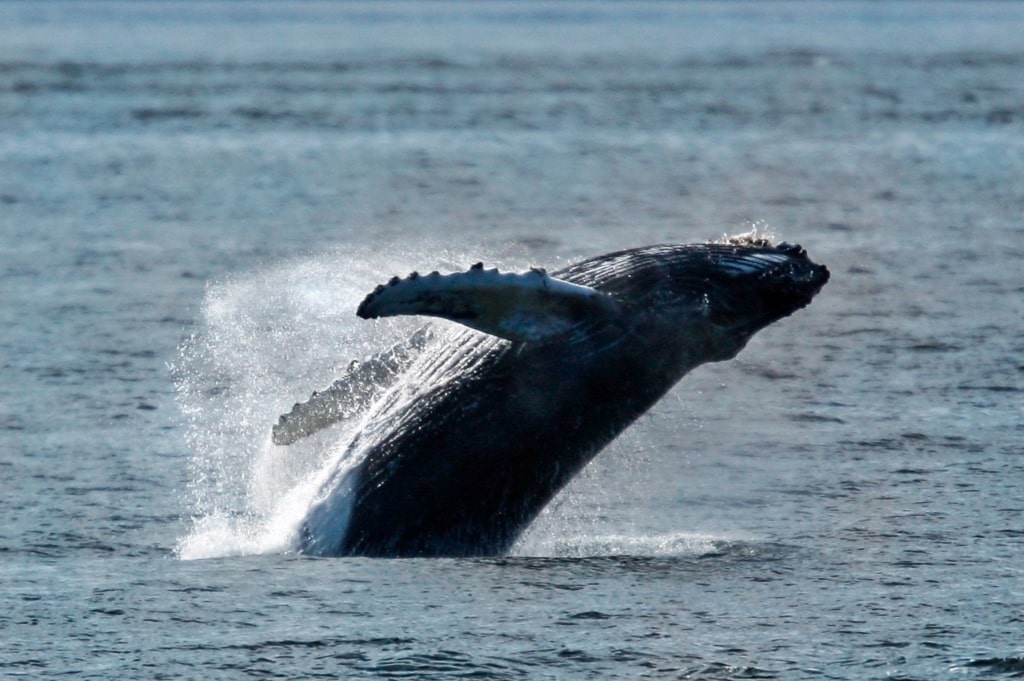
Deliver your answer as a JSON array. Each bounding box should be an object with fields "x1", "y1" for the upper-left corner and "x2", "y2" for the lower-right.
[{"x1": 274, "y1": 235, "x2": 829, "y2": 557}]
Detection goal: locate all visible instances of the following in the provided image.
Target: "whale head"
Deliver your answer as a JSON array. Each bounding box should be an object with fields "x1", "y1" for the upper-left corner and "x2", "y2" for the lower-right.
[
  {"x1": 562, "y1": 236, "x2": 829, "y2": 363},
  {"x1": 702, "y1": 239, "x2": 827, "y2": 328},
  {"x1": 663, "y1": 238, "x2": 830, "y2": 360}
]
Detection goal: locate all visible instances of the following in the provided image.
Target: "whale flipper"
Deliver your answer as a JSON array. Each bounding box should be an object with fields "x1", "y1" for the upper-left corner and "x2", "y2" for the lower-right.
[
  {"x1": 272, "y1": 327, "x2": 432, "y2": 445},
  {"x1": 356, "y1": 264, "x2": 618, "y2": 343}
]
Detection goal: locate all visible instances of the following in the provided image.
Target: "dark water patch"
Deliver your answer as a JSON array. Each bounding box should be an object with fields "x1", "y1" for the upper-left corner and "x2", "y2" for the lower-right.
[
  {"x1": 963, "y1": 656, "x2": 1024, "y2": 674},
  {"x1": 691, "y1": 662, "x2": 779, "y2": 679},
  {"x1": 986, "y1": 108, "x2": 1017, "y2": 125},
  {"x1": 920, "y1": 641, "x2": 951, "y2": 651},
  {"x1": 892, "y1": 468, "x2": 933, "y2": 476},
  {"x1": 957, "y1": 384, "x2": 1019, "y2": 393},
  {"x1": 0, "y1": 414, "x2": 26, "y2": 431},
  {"x1": 170, "y1": 584, "x2": 227, "y2": 594},
  {"x1": 231, "y1": 637, "x2": 399, "y2": 651},
  {"x1": 266, "y1": 589, "x2": 315, "y2": 598},
  {"x1": 864, "y1": 639, "x2": 913, "y2": 647},
  {"x1": 65, "y1": 485, "x2": 142, "y2": 496},
  {"x1": 826, "y1": 221, "x2": 854, "y2": 232},
  {"x1": 556, "y1": 648, "x2": 599, "y2": 662},
  {"x1": 609, "y1": 648, "x2": 659, "y2": 666},
  {"x1": 740, "y1": 363, "x2": 798, "y2": 380},
  {"x1": 513, "y1": 541, "x2": 795, "y2": 566},
  {"x1": 832, "y1": 325, "x2": 889, "y2": 337},
  {"x1": 232, "y1": 105, "x2": 304, "y2": 122},
  {"x1": 907, "y1": 340, "x2": 963, "y2": 352},
  {"x1": 786, "y1": 412, "x2": 845, "y2": 424},
  {"x1": 20, "y1": 538, "x2": 116, "y2": 559},
  {"x1": 764, "y1": 195, "x2": 823, "y2": 207},
  {"x1": 90, "y1": 607, "x2": 126, "y2": 616},
  {"x1": 131, "y1": 107, "x2": 207, "y2": 122},
  {"x1": 566, "y1": 610, "x2": 612, "y2": 620},
  {"x1": 155, "y1": 635, "x2": 419, "y2": 653},
  {"x1": 518, "y1": 580, "x2": 585, "y2": 592},
  {"x1": 368, "y1": 650, "x2": 517, "y2": 678},
  {"x1": 923, "y1": 52, "x2": 1024, "y2": 69},
  {"x1": 863, "y1": 85, "x2": 901, "y2": 105},
  {"x1": 995, "y1": 528, "x2": 1024, "y2": 538},
  {"x1": 839, "y1": 438, "x2": 902, "y2": 451},
  {"x1": 964, "y1": 277, "x2": 1020, "y2": 294},
  {"x1": 99, "y1": 348, "x2": 159, "y2": 359},
  {"x1": 0, "y1": 659, "x2": 48, "y2": 670}
]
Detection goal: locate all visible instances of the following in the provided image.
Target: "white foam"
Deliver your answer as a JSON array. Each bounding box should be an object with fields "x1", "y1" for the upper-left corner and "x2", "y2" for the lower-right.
[{"x1": 513, "y1": 531, "x2": 731, "y2": 559}]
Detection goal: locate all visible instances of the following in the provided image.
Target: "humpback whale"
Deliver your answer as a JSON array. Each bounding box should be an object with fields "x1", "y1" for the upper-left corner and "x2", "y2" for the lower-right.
[{"x1": 274, "y1": 235, "x2": 829, "y2": 557}]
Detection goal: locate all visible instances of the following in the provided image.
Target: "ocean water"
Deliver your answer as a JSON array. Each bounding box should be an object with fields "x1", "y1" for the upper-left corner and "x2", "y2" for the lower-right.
[{"x1": 2, "y1": 1, "x2": 1023, "y2": 678}]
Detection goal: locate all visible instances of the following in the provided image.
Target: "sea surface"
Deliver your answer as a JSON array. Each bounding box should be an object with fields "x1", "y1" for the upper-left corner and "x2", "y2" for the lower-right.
[{"x1": 2, "y1": 2, "x2": 1023, "y2": 678}]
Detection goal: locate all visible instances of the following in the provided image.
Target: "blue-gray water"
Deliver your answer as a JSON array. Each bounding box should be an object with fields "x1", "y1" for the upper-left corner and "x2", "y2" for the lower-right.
[{"x1": 2, "y1": 2, "x2": 1022, "y2": 678}]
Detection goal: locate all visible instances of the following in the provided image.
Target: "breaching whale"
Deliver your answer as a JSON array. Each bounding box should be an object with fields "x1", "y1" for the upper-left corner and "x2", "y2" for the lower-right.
[{"x1": 273, "y1": 234, "x2": 829, "y2": 557}]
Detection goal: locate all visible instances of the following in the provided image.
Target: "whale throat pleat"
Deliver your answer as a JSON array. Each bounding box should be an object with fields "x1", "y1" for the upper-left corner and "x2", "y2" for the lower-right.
[{"x1": 357, "y1": 265, "x2": 617, "y2": 343}]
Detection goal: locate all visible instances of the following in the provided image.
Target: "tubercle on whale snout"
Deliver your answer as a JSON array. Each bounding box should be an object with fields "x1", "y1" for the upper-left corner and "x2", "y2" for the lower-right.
[
  {"x1": 761, "y1": 242, "x2": 829, "y2": 284},
  {"x1": 778, "y1": 249, "x2": 829, "y2": 286},
  {"x1": 786, "y1": 245, "x2": 830, "y2": 287},
  {"x1": 776, "y1": 242, "x2": 805, "y2": 257}
]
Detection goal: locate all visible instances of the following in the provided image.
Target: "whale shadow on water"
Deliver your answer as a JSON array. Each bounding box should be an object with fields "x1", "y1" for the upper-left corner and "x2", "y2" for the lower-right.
[{"x1": 266, "y1": 233, "x2": 829, "y2": 558}]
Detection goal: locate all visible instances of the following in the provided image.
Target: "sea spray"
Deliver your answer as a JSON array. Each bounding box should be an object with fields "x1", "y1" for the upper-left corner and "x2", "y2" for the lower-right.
[
  {"x1": 173, "y1": 248, "x2": 431, "y2": 558},
  {"x1": 173, "y1": 244, "x2": 531, "y2": 558},
  {"x1": 173, "y1": 242, "x2": 682, "y2": 559}
]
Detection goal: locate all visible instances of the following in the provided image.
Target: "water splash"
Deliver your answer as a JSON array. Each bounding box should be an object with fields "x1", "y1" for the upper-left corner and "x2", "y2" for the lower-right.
[
  {"x1": 173, "y1": 244, "x2": 526, "y2": 560},
  {"x1": 172, "y1": 242, "x2": 705, "y2": 560}
]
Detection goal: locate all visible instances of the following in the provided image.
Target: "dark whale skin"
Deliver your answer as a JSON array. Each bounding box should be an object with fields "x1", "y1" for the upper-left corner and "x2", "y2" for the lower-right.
[{"x1": 301, "y1": 241, "x2": 829, "y2": 557}]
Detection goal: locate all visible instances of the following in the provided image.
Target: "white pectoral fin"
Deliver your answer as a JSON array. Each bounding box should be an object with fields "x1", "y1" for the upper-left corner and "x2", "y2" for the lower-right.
[
  {"x1": 272, "y1": 328, "x2": 431, "y2": 445},
  {"x1": 356, "y1": 264, "x2": 616, "y2": 343},
  {"x1": 272, "y1": 382, "x2": 353, "y2": 446}
]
